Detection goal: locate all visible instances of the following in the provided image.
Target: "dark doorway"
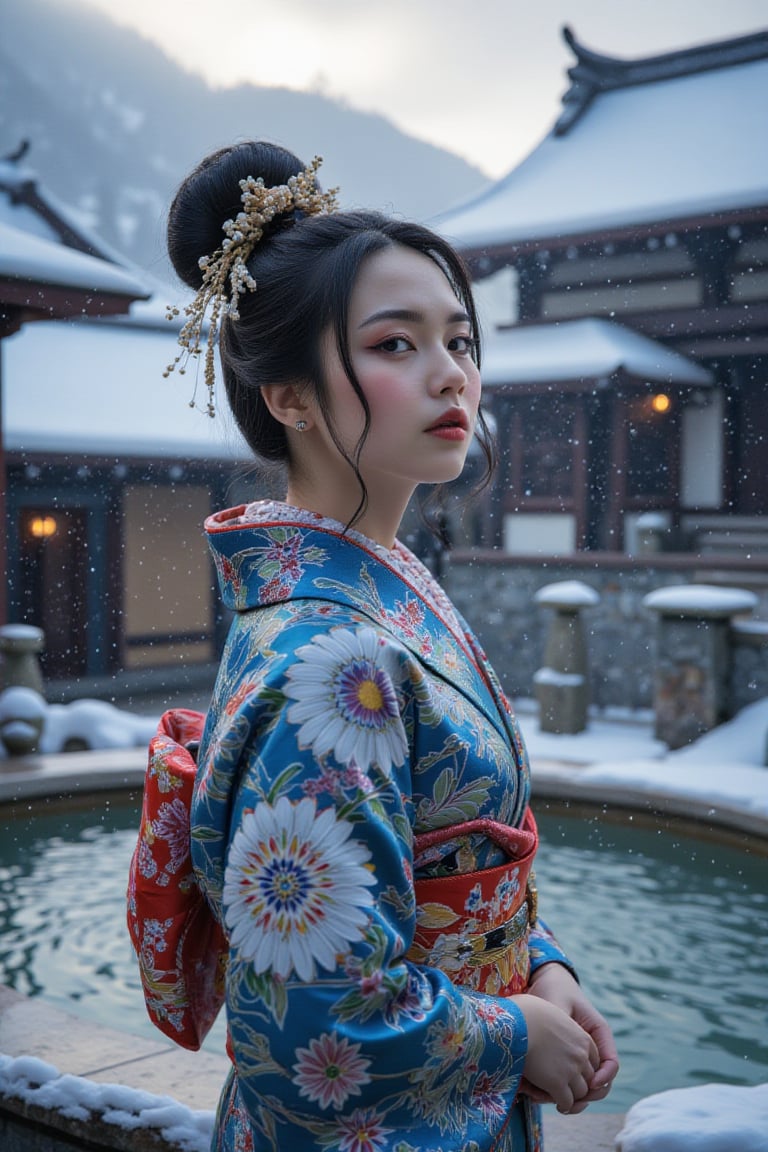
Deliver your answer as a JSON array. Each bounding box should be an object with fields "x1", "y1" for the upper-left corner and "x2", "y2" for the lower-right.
[{"x1": 18, "y1": 507, "x2": 89, "y2": 678}]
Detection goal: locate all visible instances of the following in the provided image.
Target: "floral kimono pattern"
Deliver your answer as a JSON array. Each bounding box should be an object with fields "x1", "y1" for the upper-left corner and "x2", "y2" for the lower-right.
[{"x1": 191, "y1": 501, "x2": 572, "y2": 1152}]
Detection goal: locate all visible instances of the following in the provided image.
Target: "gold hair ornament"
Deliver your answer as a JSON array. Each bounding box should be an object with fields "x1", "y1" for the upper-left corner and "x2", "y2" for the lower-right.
[{"x1": 164, "y1": 156, "x2": 339, "y2": 417}]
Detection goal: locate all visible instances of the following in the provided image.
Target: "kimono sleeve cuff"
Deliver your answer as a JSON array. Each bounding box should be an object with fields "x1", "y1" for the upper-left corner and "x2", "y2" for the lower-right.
[{"x1": 528, "y1": 917, "x2": 579, "y2": 981}]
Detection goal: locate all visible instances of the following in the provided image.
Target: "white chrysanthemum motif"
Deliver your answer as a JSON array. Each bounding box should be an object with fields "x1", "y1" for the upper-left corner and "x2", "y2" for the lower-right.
[
  {"x1": 223, "y1": 796, "x2": 376, "y2": 980},
  {"x1": 284, "y1": 626, "x2": 407, "y2": 772}
]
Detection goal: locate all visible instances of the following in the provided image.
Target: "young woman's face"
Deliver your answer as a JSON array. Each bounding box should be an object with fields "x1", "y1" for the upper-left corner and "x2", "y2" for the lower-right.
[{"x1": 320, "y1": 244, "x2": 482, "y2": 503}]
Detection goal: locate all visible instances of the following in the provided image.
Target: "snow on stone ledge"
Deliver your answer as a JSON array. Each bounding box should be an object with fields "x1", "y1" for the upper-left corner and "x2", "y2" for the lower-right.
[
  {"x1": 544, "y1": 696, "x2": 768, "y2": 818},
  {"x1": 0, "y1": 1053, "x2": 214, "y2": 1152},
  {"x1": 634, "y1": 512, "x2": 670, "y2": 531},
  {"x1": 0, "y1": 623, "x2": 44, "y2": 643},
  {"x1": 0, "y1": 687, "x2": 46, "y2": 723},
  {"x1": 533, "y1": 667, "x2": 585, "y2": 688},
  {"x1": 732, "y1": 618, "x2": 768, "y2": 638},
  {"x1": 643, "y1": 584, "x2": 757, "y2": 618},
  {"x1": 0, "y1": 688, "x2": 157, "y2": 758},
  {"x1": 616, "y1": 1082, "x2": 768, "y2": 1152},
  {"x1": 534, "y1": 580, "x2": 600, "y2": 609}
]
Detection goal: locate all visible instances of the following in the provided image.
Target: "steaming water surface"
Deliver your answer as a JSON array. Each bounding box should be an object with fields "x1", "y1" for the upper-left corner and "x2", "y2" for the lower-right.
[{"x1": 1, "y1": 795, "x2": 766, "y2": 1112}]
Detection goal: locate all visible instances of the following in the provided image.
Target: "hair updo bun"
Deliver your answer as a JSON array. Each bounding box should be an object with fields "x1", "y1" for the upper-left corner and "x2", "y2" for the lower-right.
[{"x1": 166, "y1": 141, "x2": 306, "y2": 291}]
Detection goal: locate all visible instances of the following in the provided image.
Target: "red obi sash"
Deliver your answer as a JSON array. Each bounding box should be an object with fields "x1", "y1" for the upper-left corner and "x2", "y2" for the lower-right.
[
  {"x1": 126, "y1": 709, "x2": 228, "y2": 1051},
  {"x1": 407, "y1": 809, "x2": 539, "y2": 996}
]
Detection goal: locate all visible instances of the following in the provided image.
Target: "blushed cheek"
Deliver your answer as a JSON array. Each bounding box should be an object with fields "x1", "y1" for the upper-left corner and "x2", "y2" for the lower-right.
[{"x1": 468, "y1": 371, "x2": 482, "y2": 415}]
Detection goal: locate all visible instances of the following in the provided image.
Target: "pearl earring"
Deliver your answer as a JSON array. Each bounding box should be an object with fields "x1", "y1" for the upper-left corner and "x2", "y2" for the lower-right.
[{"x1": 295, "y1": 420, "x2": 307, "y2": 431}]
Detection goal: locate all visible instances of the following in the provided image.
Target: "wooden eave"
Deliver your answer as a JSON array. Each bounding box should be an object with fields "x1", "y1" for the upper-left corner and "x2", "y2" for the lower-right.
[
  {"x1": 674, "y1": 335, "x2": 768, "y2": 359},
  {"x1": 0, "y1": 278, "x2": 145, "y2": 337},
  {"x1": 4, "y1": 445, "x2": 224, "y2": 472},
  {"x1": 466, "y1": 203, "x2": 768, "y2": 274},
  {"x1": 484, "y1": 366, "x2": 690, "y2": 399},
  {"x1": 629, "y1": 301, "x2": 768, "y2": 342},
  {"x1": 487, "y1": 376, "x2": 605, "y2": 398}
]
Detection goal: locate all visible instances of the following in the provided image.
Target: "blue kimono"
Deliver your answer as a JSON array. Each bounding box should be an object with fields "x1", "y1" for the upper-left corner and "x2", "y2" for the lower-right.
[{"x1": 191, "y1": 501, "x2": 572, "y2": 1152}]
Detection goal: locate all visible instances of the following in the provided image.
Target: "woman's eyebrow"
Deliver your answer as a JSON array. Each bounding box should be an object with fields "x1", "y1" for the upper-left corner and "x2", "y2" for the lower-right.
[{"x1": 358, "y1": 308, "x2": 470, "y2": 329}]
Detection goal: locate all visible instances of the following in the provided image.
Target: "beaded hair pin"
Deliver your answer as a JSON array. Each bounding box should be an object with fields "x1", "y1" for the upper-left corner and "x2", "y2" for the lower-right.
[{"x1": 164, "y1": 156, "x2": 339, "y2": 417}]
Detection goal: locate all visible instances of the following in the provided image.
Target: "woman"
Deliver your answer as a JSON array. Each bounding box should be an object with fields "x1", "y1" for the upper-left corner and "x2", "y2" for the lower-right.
[{"x1": 164, "y1": 141, "x2": 617, "y2": 1151}]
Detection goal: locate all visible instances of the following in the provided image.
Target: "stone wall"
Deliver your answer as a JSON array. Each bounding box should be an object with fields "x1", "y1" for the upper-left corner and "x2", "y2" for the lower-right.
[
  {"x1": 731, "y1": 621, "x2": 768, "y2": 714},
  {"x1": 442, "y1": 551, "x2": 768, "y2": 717}
]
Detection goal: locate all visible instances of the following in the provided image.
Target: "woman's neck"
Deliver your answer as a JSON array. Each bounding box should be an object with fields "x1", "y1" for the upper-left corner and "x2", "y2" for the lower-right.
[{"x1": 284, "y1": 477, "x2": 413, "y2": 550}]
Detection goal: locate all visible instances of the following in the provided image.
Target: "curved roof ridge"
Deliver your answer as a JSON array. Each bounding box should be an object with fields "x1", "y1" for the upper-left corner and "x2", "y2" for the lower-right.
[{"x1": 557, "y1": 24, "x2": 768, "y2": 135}]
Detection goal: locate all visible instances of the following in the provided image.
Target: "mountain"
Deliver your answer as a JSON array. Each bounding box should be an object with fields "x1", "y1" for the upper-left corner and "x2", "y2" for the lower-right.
[{"x1": 0, "y1": 0, "x2": 490, "y2": 277}]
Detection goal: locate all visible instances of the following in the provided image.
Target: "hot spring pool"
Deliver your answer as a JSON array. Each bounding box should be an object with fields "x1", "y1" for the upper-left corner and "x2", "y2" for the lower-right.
[{"x1": 1, "y1": 793, "x2": 766, "y2": 1113}]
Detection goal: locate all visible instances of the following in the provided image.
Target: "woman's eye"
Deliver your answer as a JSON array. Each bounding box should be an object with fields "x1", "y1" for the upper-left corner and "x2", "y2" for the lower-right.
[
  {"x1": 374, "y1": 336, "x2": 412, "y2": 353},
  {"x1": 449, "y1": 334, "x2": 477, "y2": 354}
]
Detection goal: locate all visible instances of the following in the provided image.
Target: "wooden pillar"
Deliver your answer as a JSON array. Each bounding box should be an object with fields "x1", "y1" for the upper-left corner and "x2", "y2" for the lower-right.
[
  {"x1": 0, "y1": 335, "x2": 9, "y2": 625},
  {"x1": 516, "y1": 256, "x2": 545, "y2": 322},
  {"x1": 584, "y1": 390, "x2": 612, "y2": 550},
  {"x1": 490, "y1": 396, "x2": 514, "y2": 549},
  {"x1": 686, "y1": 229, "x2": 736, "y2": 309},
  {"x1": 572, "y1": 403, "x2": 588, "y2": 549},
  {"x1": 606, "y1": 390, "x2": 627, "y2": 551}
]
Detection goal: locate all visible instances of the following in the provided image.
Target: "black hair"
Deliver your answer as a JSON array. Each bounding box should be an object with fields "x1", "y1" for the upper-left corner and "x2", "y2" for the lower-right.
[{"x1": 167, "y1": 140, "x2": 496, "y2": 531}]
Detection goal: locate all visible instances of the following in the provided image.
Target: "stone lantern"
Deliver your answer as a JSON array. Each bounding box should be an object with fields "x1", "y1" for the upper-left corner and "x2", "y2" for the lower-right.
[
  {"x1": 643, "y1": 584, "x2": 757, "y2": 749},
  {"x1": 534, "y1": 580, "x2": 600, "y2": 735}
]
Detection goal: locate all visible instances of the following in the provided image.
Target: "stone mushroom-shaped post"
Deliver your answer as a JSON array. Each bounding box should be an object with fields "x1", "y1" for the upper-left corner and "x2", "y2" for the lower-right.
[
  {"x1": 643, "y1": 584, "x2": 757, "y2": 749},
  {"x1": 0, "y1": 624, "x2": 45, "y2": 695},
  {"x1": 534, "y1": 580, "x2": 600, "y2": 735},
  {"x1": 0, "y1": 686, "x2": 46, "y2": 756}
]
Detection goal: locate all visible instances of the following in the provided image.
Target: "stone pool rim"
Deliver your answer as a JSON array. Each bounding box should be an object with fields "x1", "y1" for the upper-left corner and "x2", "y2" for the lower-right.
[{"x1": 2, "y1": 745, "x2": 767, "y2": 845}]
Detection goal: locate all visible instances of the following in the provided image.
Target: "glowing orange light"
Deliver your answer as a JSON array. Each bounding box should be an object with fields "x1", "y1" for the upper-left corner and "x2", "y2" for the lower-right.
[
  {"x1": 651, "y1": 393, "x2": 671, "y2": 414},
  {"x1": 29, "y1": 515, "x2": 58, "y2": 539}
]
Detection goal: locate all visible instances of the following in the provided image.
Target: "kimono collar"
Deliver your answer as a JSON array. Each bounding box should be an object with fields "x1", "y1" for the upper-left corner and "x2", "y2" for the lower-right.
[
  {"x1": 205, "y1": 501, "x2": 462, "y2": 631},
  {"x1": 205, "y1": 502, "x2": 524, "y2": 754}
]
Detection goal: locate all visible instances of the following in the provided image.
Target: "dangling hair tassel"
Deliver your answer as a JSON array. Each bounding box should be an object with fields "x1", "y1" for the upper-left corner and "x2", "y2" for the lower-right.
[{"x1": 164, "y1": 157, "x2": 339, "y2": 418}]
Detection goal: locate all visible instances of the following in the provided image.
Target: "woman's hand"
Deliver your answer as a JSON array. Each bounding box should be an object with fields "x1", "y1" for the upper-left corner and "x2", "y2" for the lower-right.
[
  {"x1": 508, "y1": 993, "x2": 600, "y2": 1115},
  {"x1": 526, "y1": 962, "x2": 619, "y2": 1112}
]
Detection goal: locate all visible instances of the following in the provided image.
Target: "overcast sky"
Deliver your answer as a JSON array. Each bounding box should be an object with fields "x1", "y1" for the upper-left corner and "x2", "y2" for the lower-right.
[{"x1": 73, "y1": 0, "x2": 768, "y2": 178}]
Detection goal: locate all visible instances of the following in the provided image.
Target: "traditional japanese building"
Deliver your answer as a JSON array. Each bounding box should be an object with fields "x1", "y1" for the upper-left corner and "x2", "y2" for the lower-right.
[
  {"x1": 0, "y1": 155, "x2": 150, "y2": 632},
  {"x1": 438, "y1": 27, "x2": 768, "y2": 555},
  {"x1": 1, "y1": 153, "x2": 253, "y2": 696}
]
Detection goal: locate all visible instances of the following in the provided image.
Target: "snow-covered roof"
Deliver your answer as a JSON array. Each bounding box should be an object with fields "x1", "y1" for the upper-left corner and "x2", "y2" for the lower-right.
[
  {"x1": 437, "y1": 32, "x2": 768, "y2": 252},
  {"x1": 480, "y1": 318, "x2": 713, "y2": 387},
  {"x1": 0, "y1": 156, "x2": 146, "y2": 271},
  {"x1": 0, "y1": 220, "x2": 148, "y2": 300},
  {"x1": 3, "y1": 310, "x2": 249, "y2": 460},
  {"x1": 0, "y1": 190, "x2": 58, "y2": 246}
]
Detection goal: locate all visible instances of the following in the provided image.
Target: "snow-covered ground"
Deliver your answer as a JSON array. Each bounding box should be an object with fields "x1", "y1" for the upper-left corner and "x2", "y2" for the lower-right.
[
  {"x1": 517, "y1": 696, "x2": 768, "y2": 820},
  {"x1": 2, "y1": 1053, "x2": 766, "y2": 1152},
  {"x1": 615, "y1": 1083, "x2": 768, "y2": 1152},
  {"x1": 0, "y1": 1053, "x2": 213, "y2": 1152}
]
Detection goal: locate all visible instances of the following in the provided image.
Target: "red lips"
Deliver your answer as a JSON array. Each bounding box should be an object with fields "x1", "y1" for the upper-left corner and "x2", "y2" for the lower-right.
[{"x1": 425, "y1": 408, "x2": 469, "y2": 432}]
